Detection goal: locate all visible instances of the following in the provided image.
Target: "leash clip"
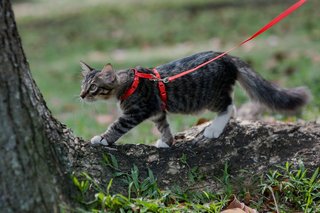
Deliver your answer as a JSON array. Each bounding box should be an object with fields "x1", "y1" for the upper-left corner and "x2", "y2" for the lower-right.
[
  {"x1": 151, "y1": 77, "x2": 169, "y2": 84},
  {"x1": 161, "y1": 77, "x2": 169, "y2": 83}
]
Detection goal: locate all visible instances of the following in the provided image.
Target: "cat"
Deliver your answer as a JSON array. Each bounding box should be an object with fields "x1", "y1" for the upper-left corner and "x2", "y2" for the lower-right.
[{"x1": 79, "y1": 51, "x2": 310, "y2": 148}]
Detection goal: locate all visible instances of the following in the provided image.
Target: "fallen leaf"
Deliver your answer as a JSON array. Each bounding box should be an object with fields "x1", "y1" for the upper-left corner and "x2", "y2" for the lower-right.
[
  {"x1": 221, "y1": 195, "x2": 258, "y2": 213},
  {"x1": 244, "y1": 192, "x2": 251, "y2": 205},
  {"x1": 195, "y1": 118, "x2": 210, "y2": 125},
  {"x1": 221, "y1": 208, "x2": 246, "y2": 213}
]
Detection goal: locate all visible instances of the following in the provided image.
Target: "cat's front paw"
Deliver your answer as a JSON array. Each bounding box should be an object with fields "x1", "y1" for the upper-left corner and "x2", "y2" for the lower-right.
[
  {"x1": 90, "y1": 135, "x2": 109, "y2": 146},
  {"x1": 155, "y1": 139, "x2": 170, "y2": 148}
]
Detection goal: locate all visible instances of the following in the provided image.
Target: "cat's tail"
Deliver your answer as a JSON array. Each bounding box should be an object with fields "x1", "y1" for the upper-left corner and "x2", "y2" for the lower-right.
[{"x1": 232, "y1": 56, "x2": 311, "y2": 112}]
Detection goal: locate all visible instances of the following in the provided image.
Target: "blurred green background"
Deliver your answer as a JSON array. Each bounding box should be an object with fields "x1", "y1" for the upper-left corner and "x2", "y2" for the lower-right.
[{"x1": 13, "y1": 0, "x2": 320, "y2": 145}]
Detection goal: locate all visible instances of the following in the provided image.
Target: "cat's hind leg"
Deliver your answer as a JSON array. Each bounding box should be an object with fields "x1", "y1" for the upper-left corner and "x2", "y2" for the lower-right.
[
  {"x1": 151, "y1": 112, "x2": 174, "y2": 148},
  {"x1": 204, "y1": 104, "x2": 235, "y2": 139}
]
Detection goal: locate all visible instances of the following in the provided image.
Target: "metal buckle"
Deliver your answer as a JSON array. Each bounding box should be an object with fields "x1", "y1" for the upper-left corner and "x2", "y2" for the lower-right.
[
  {"x1": 151, "y1": 77, "x2": 169, "y2": 83},
  {"x1": 150, "y1": 75, "x2": 160, "y2": 81},
  {"x1": 161, "y1": 77, "x2": 169, "y2": 83}
]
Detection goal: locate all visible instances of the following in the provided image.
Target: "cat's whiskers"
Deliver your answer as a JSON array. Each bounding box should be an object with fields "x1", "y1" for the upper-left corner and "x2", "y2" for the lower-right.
[
  {"x1": 74, "y1": 94, "x2": 101, "y2": 124},
  {"x1": 73, "y1": 95, "x2": 84, "y2": 103}
]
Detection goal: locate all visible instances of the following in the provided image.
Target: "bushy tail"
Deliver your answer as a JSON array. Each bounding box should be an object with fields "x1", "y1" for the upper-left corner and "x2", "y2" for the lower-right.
[{"x1": 231, "y1": 56, "x2": 311, "y2": 112}]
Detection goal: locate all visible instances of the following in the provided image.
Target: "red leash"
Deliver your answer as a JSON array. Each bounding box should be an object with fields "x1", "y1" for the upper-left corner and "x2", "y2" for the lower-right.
[
  {"x1": 168, "y1": 0, "x2": 307, "y2": 82},
  {"x1": 120, "y1": 0, "x2": 307, "y2": 109}
]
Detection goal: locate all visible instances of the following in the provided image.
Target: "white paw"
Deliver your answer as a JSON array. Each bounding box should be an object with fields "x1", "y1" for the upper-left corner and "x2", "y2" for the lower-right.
[
  {"x1": 155, "y1": 139, "x2": 170, "y2": 148},
  {"x1": 90, "y1": 135, "x2": 109, "y2": 146},
  {"x1": 204, "y1": 126, "x2": 223, "y2": 139}
]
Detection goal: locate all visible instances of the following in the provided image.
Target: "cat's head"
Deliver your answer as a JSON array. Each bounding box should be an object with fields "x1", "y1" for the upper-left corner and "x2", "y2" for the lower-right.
[{"x1": 79, "y1": 61, "x2": 118, "y2": 101}]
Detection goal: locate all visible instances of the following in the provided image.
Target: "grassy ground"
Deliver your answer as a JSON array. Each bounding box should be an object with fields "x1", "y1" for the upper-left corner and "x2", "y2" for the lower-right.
[
  {"x1": 69, "y1": 156, "x2": 320, "y2": 212},
  {"x1": 14, "y1": 0, "x2": 320, "y2": 144}
]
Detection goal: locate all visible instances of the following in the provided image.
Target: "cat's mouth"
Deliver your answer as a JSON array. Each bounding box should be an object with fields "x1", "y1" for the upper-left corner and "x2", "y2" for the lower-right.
[
  {"x1": 80, "y1": 91, "x2": 96, "y2": 102},
  {"x1": 80, "y1": 91, "x2": 87, "y2": 99},
  {"x1": 83, "y1": 96, "x2": 96, "y2": 102}
]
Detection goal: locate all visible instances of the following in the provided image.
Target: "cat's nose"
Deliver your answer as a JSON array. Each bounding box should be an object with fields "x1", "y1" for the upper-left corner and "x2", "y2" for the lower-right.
[{"x1": 80, "y1": 91, "x2": 86, "y2": 99}]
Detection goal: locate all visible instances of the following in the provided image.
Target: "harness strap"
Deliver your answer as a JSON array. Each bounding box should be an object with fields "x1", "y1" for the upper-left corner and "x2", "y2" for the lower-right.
[
  {"x1": 120, "y1": 68, "x2": 168, "y2": 110},
  {"x1": 120, "y1": 69, "x2": 140, "y2": 101},
  {"x1": 153, "y1": 68, "x2": 167, "y2": 110},
  {"x1": 135, "y1": 71, "x2": 156, "y2": 79}
]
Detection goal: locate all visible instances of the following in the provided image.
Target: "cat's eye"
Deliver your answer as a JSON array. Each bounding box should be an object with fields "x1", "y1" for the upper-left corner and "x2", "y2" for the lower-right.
[{"x1": 89, "y1": 84, "x2": 98, "y2": 92}]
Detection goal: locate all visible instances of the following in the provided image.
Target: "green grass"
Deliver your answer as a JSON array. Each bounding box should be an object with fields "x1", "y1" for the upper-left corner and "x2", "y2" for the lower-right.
[
  {"x1": 67, "y1": 155, "x2": 320, "y2": 212},
  {"x1": 14, "y1": 0, "x2": 320, "y2": 143}
]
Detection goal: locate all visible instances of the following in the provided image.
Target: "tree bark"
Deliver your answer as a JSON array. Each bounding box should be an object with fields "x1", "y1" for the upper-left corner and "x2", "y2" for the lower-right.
[
  {"x1": 1, "y1": 0, "x2": 320, "y2": 212},
  {"x1": 0, "y1": 1, "x2": 73, "y2": 212},
  {"x1": 69, "y1": 119, "x2": 320, "y2": 195}
]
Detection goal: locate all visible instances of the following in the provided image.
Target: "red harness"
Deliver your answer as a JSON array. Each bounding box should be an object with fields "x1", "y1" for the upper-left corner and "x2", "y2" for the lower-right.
[
  {"x1": 120, "y1": 68, "x2": 168, "y2": 110},
  {"x1": 119, "y1": 0, "x2": 305, "y2": 110}
]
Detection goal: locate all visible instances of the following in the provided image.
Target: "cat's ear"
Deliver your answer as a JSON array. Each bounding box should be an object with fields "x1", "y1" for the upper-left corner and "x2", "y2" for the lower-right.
[
  {"x1": 101, "y1": 63, "x2": 113, "y2": 73},
  {"x1": 100, "y1": 63, "x2": 116, "y2": 81},
  {"x1": 80, "y1": 61, "x2": 94, "y2": 77}
]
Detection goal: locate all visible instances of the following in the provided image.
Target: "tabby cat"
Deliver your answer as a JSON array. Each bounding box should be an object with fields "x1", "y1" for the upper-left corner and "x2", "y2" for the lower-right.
[{"x1": 80, "y1": 51, "x2": 310, "y2": 148}]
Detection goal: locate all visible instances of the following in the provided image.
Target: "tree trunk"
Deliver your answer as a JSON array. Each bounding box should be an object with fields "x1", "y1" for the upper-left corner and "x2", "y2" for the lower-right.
[
  {"x1": 1, "y1": 0, "x2": 319, "y2": 212},
  {"x1": 0, "y1": 1, "x2": 73, "y2": 212}
]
